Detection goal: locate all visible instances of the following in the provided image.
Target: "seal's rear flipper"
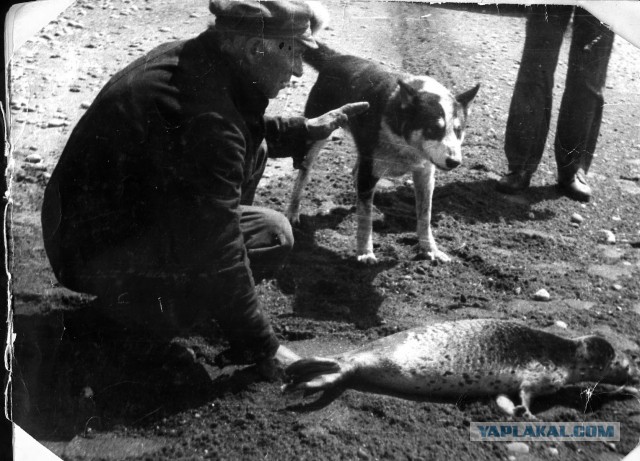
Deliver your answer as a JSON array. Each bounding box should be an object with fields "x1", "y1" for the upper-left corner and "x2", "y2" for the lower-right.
[{"x1": 283, "y1": 357, "x2": 344, "y2": 392}]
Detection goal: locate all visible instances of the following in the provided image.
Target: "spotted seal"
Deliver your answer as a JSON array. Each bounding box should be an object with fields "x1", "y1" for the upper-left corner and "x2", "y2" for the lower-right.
[{"x1": 284, "y1": 319, "x2": 639, "y2": 416}]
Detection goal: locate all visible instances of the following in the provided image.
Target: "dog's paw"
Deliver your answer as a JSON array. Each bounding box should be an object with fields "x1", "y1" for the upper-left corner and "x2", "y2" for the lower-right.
[
  {"x1": 429, "y1": 250, "x2": 451, "y2": 263},
  {"x1": 357, "y1": 253, "x2": 378, "y2": 265},
  {"x1": 417, "y1": 246, "x2": 451, "y2": 263},
  {"x1": 286, "y1": 211, "x2": 301, "y2": 226}
]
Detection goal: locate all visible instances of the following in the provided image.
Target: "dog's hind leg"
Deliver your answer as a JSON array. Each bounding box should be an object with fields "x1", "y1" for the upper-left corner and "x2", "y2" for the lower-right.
[
  {"x1": 286, "y1": 140, "x2": 327, "y2": 225},
  {"x1": 355, "y1": 157, "x2": 380, "y2": 264},
  {"x1": 413, "y1": 164, "x2": 450, "y2": 262}
]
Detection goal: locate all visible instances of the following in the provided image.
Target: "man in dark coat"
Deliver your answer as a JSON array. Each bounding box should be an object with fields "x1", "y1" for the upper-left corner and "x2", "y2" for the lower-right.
[{"x1": 41, "y1": 0, "x2": 367, "y2": 378}]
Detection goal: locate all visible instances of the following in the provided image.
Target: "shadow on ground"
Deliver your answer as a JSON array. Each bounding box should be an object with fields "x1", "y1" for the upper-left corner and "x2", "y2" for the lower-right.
[{"x1": 11, "y1": 306, "x2": 259, "y2": 441}]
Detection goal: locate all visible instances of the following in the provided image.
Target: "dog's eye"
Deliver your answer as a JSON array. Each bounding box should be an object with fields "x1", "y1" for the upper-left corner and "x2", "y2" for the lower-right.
[{"x1": 424, "y1": 125, "x2": 445, "y2": 140}]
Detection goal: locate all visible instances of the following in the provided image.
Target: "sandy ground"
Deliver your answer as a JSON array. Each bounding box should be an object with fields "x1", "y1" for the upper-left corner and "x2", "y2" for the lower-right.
[{"x1": 7, "y1": 1, "x2": 640, "y2": 460}]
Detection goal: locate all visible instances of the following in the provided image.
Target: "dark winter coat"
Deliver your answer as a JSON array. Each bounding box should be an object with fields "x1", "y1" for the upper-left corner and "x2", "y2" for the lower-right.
[{"x1": 41, "y1": 29, "x2": 308, "y2": 361}]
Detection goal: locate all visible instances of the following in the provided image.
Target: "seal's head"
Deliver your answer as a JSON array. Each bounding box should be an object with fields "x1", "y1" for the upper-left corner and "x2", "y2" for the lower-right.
[
  {"x1": 574, "y1": 335, "x2": 640, "y2": 386},
  {"x1": 604, "y1": 350, "x2": 640, "y2": 387}
]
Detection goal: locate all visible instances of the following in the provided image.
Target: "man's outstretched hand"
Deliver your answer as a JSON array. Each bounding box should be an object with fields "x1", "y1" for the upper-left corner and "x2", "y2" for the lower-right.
[{"x1": 305, "y1": 101, "x2": 370, "y2": 140}]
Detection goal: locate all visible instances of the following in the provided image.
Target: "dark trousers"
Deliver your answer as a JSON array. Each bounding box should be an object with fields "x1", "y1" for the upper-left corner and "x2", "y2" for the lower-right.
[
  {"x1": 43, "y1": 130, "x2": 293, "y2": 337},
  {"x1": 51, "y1": 205, "x2": 293, "y2": 337},
  {"x1": 504, "y1": 6, "x2": 614, "y2": 180}
]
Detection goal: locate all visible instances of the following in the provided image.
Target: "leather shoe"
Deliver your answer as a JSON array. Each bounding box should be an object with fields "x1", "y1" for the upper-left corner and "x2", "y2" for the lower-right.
[
  {"x1": 496, "y1": 170, "x2": 531, "y2": 194},
  {"x1": 558, "y1": 172, "x2": 591, "y2": 202}
]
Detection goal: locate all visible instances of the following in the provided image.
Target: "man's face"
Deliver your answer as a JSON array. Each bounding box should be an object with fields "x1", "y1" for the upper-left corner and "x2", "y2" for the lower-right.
[{"x1": 251, "y1": 38, "x2": 305, "y2": 98}]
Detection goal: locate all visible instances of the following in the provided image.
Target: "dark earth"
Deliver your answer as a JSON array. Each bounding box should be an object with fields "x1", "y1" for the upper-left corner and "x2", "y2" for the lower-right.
[{"x1": 7, "y1": 1, "x2": 640, "y2": 460}]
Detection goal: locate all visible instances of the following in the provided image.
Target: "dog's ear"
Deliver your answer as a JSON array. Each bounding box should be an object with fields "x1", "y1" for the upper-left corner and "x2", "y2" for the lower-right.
[
  {"x1": 456, "y1": 83, "x2": 480, "y2": 107},
  {"x1": 398, "y1": 79, "x2": 417, "y2": 109}
]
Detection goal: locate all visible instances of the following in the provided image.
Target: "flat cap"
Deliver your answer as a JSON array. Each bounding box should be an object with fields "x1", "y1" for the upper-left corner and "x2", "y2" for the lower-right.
[{"x1": 209, "y1": 0, "x2": 323, "y2": 48}]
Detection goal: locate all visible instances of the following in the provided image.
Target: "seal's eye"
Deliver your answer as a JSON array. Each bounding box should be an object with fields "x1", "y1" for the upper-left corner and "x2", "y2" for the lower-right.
[{"x1": 279, "y1": 42, "x2": 285, "y2": 50}]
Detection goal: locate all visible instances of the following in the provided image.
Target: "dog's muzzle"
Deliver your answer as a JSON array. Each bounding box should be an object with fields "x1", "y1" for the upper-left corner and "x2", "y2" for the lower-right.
[{"x1": 445, "y1": 158, "x2": 461, "y2": 169}]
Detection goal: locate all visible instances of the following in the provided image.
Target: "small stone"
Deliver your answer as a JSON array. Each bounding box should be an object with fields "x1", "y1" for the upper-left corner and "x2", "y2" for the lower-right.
[
  {"x1": 47, "y1": 119, "x2": 68, "y2": 127},
  {"x1": 570, "y1": 213, "x2": 584, "y2": 224},
  {"x1": 80, "y1": 101, "x2": 91, "y2": 109},
  {"x1": 159, "y1": 27, "x2": 172, "y2": 33},
  {"x1": 599, "y1": 230, "x2": 616, "y2": 244},
  {"x1": 612, "y1": 284, "x2": 623, "y2": 291},
  {"x1": 555, "y1": 320, "x2": 568, "y2": 329},
  {"x1": 496, "y1": 395, "x2": 515, "y2": 416},
  {"x1": 514, "y1": 287, "x2": 522, "y2": 295},
  {"x1": 376, "y1": 178, "x2": 395, "y2": 190},
  {"x1": 548, "y1": 447, "x2": 559, "y2": 456},
  {"x1": 506, "y1": 442, "x2": 529, "y2": 454},
  {"x1": 533, "y1": 288, "x2": 550, "y2": 301},
  {"x1": 25, "y1": 154, "x2": 42, "y2": 164}
]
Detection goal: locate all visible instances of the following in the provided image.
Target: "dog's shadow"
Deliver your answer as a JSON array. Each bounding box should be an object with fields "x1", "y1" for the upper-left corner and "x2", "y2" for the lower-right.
[
  {"x1": 275, "y1": 208, "x2": 397, "y2": 329},
  {"x1": 374, "y1": 178, "x2": 560, "y2": 234}
]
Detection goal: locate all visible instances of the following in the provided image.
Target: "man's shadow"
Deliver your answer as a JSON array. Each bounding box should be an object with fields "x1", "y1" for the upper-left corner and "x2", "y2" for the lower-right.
[{"x1": 10, "y1": 305, "x2": 264, "y2": 441}]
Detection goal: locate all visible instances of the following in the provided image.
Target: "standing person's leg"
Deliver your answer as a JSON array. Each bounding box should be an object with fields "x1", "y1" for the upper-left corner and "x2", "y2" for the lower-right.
[
  {"x1": 498, "y1": 5, "x2": 572, "y2": 194},
  {"x1": 240, "y1": 206, "x2": 294, "y2": 282},
  {"x1": 555, "y1": 8, "x2": 614, "y2": 201}
]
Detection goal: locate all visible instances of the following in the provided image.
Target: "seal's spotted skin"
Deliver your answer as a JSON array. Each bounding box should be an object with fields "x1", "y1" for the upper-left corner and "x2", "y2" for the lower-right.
[{"x1": 284, "y1": 319, "x2": 639, "y2": 417}]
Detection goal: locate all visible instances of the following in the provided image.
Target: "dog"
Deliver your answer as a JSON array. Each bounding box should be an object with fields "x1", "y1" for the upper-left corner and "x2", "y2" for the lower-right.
[{"x1": 286, "y1": 42, "x2": 479, "y2": 264}]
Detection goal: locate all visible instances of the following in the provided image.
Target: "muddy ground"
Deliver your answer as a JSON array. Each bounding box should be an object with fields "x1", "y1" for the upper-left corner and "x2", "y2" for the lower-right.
[{"x1": 7, "y1": 1, "x2": 640, "y2": 460}]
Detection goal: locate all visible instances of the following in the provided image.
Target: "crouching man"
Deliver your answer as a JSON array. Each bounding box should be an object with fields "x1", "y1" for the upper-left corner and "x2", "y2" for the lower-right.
[{"x1": 41, "y1": 0, "x2": 368, "y2": 379}]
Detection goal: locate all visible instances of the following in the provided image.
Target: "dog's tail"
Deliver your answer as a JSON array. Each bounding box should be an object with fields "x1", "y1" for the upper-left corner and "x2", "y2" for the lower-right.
[
  {"x1": 308, "y1": 1, "x2": 330, "y2": 35},
  {"x1": 303, "y1": 41, "x2": 340, "y2": 72},
  {"x1": 304, "y1": 2, "x2": 338, "y2": 72}
]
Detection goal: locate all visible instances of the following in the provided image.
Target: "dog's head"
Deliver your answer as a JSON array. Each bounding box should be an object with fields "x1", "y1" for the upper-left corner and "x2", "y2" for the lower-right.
[{"x1": 392, "y1": 77, "x2": 479, "y2": 171}]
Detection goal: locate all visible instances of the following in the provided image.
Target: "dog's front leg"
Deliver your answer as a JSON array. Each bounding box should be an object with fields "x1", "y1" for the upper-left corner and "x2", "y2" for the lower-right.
[
  {"x1": 355, "y1": 159, "x2": 379, "y2": 264},
  {"x1": 413, "y1": 165, "x2": 450, "y2": 262},
  {"x1": 286, "y1": 140, "x2": 327, "y2": 225}
]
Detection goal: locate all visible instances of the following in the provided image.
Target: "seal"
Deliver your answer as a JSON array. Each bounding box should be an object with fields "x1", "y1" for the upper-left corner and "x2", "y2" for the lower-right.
[{"x1": 284, "y1": 319, "x2": 639, "y2": 417}]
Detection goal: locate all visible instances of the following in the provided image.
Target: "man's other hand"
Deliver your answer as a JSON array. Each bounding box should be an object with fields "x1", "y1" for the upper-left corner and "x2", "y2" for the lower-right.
[{"x1": 305, "y1": 101, "x2": 370, "y2": 140}]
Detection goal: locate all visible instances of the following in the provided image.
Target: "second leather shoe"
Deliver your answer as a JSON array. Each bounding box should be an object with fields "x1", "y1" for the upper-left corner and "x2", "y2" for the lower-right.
[
  {"x1": 558, "y1": 171, "x2": 591, "y2": 202},
  {"x1": 496, "y1": 170, "x2": 532, "y2": 194}
]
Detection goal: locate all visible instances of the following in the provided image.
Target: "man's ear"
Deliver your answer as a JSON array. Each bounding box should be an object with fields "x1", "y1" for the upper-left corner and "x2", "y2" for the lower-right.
[{"x1": 244, "y1": 37, "x2": 265, "y2": 65}]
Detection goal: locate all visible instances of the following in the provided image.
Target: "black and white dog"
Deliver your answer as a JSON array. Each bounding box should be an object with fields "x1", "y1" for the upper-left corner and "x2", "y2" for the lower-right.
[{"x1": 287, "y1": 42, "x2": 479, "y2": 264}]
